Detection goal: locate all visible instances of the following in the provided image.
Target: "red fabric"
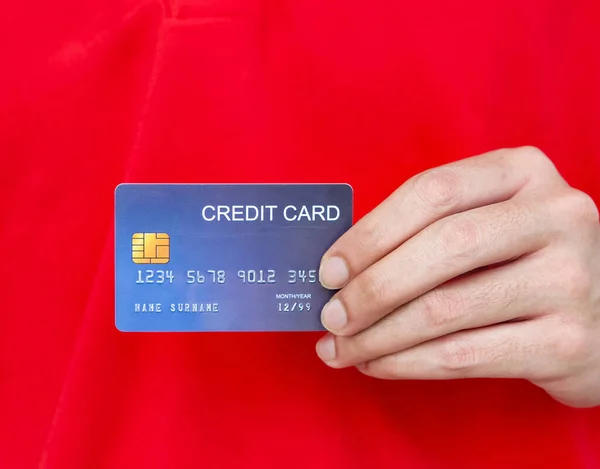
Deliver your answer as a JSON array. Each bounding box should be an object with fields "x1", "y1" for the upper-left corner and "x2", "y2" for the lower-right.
[{"x1": 2, "y1": 0, "x2": 600, "y2": 468}]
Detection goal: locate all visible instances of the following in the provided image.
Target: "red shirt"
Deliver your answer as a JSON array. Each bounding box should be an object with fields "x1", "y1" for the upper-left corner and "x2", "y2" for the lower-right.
[{"x1": 2, "y1": 0, "x2": 599, "y2": 468}]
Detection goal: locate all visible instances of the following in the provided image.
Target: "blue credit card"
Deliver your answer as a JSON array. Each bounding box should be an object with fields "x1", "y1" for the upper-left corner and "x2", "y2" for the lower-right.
[{"x1": 114, "y1": 184, "x2": 353, "y2": 332}]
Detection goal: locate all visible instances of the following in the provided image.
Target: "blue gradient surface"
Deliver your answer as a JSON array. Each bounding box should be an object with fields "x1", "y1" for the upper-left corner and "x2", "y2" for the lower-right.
[{"x1": 115, "y1": 184, "x2": 353, "y2": 331}]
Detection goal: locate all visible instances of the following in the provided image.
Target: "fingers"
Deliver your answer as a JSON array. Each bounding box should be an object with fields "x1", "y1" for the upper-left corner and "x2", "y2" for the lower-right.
[
  {"x1": 356, "y1": 319, "x2": 561, "y2": 381},
  {"x1": 316, "y1": 253, "x2": 550, "y2": 368},
  {"x1": 319, "y1": 147, "x2": 561, "y2": 290},
  {"x1": 321, "y1": 197, "x2": 558, "y2": 336}
]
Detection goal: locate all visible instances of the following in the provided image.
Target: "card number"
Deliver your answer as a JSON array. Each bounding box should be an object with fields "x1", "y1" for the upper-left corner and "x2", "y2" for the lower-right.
[
  {"x1": 136, "y1": 270, "x2": 174, "y2": 284},
  {"x1": 288, "y1": 270, "x2": 317, "y2": 284}
]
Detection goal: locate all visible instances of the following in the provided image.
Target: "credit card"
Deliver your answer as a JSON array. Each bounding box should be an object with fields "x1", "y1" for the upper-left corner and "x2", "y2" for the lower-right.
[{"x1": 114, "y1": 184, "x2": 353, "y2": 332}]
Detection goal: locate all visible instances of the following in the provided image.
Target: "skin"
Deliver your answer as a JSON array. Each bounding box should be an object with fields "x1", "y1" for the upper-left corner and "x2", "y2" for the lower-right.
[{"x1": 316, "y1": 146, "x2": 600, "y2": 408}]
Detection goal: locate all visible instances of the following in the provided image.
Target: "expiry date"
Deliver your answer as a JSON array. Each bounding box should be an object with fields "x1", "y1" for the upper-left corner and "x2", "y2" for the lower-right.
[{"x1": 277, "y1": 302, "x2": 312, "y2": 312}]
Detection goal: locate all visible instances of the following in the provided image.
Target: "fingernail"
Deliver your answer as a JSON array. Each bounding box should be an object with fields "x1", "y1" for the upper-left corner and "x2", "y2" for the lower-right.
[
  {"x1": 316, "y1": 335, "x2": 336, "y2": 361},
  {"x1": 319, "y1": 256, "x2": 350, "y2": 289},
  {"x1": 321, "y1": 299, "x2": 347, "y2": 332}
]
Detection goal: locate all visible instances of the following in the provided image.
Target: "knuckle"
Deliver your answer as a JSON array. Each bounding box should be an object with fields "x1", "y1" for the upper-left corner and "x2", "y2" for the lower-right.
[
  {"x1": 511, "y1": 146, "x2": 559, "y2": 176},
  {"x1": 413, "y1": 168, "x2": 463, "y2": 211},
  {"x1": 559, "y1": 189, "x2": 600, "y2": 224},
  {"x1": 419, "y1": 288, "x2": 466, "y2": 330},
  {"x1": 517, "y1": 145, "x2": 547, "y2": 159},
  {"x1": 514, "y1": 146, "x2": 551, "y2": 166},
  {"x1": 439, "y1": 338, "x2": 479, "y2": 373},
  {"x1": 437, "y1": 216, "x2": 482, "y2": 262},
  {"x1": 354, "y1": 269, "x2": 393, "y2": 309},
  {"x1": 555, "y1": 256, "x2": 592, "y2": 302},
  {"x1": 551, "y1": 323, "x2": 589, "y2": 365}
]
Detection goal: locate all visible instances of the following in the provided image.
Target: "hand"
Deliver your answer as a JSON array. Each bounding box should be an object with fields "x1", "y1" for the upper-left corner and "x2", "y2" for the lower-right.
[{"x1": 316, "y1": 147, "x2": 600, "y2": 408}]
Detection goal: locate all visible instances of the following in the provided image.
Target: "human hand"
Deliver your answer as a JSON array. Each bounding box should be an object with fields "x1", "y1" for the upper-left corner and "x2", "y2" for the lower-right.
[{"x1": 316, "y1": 147, "x2": 600, "y2": 408}]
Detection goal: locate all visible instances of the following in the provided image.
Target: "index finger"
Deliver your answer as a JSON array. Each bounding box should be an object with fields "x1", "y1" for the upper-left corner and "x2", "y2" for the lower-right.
[{"x1": 318, "y1": 147, "x2": 561, "y2": 289}]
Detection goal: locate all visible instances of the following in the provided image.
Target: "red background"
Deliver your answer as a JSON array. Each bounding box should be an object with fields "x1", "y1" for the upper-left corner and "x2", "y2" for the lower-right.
[{"x1": 1, "y1": 0, "x2": 599, "y2": 468}]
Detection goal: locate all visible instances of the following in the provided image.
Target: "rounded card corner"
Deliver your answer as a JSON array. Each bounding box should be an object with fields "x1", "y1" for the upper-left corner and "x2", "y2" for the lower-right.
[
  {"x1": 114, "y1": 183, "x2": 127, "y2": 197},
  {"x1": 114, "y1": 319, "x2": 130, "y2": 333}
]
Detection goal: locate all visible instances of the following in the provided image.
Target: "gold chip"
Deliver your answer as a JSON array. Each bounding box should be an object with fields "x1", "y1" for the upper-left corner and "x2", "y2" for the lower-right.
[{"x1": 132, "y1": 233, "x2": 170, "y2": 264}]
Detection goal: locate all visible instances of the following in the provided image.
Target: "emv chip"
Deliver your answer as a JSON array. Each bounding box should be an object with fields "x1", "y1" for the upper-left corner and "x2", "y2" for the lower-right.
[{"x1": 131, "y1": 232, "x2": 170, "y2": 264}]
